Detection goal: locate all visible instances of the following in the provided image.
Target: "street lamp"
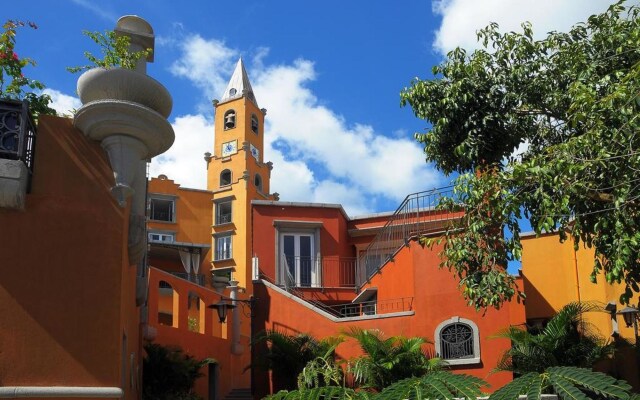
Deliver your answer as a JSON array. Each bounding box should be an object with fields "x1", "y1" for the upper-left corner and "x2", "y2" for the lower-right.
[
  {"x1": 617, "y1": 305, "x2": 640, "y2": 339},
  {"x1": 208, "y1": 296, "x2": 255, "y2": 323}
]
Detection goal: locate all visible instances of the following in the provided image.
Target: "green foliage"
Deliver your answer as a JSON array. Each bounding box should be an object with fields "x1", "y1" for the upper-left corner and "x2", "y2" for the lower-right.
[
  {"x1": 142, "y1": 342, "x2": 214, "y2": 400},
  {"x1": 493, "y1": 302, "x2": 615, "y2": 374},
  {"x1": 375, "y1": 371, "x2": 488, "y2": 400},
  {"x1": 252, "y1": 330, "x2": 342, "y2": 391},
  {"x1": 297, "y1": 335, "x2": 345, "y2": 389},
  {"x1": 0, "y1": 20, "x2": 55, "y2": 117},
  {"x1": 489, "y1": 367, "x2": 633, "y2": 400},
  {"x1": 67, "y1": 30, "x2": 152, "y2": 73},
  {"x1": 264, "y1": 372, "x2": 488, "y2": 400},
  {"x1": 401, "y1": 1, "x2": 640, "y2": 309},
  {"x1": 345, "y1": 328, "x2": 444, "y2": 391},
  {"x1": 264, "y1": 386, "x2": 370, "y2": 400}
]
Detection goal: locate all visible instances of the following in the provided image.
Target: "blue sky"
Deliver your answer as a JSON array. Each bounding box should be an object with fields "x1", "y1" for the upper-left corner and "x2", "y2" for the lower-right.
[{"x1": 12, "y1": 0, "x2": 613, "y2": 217}]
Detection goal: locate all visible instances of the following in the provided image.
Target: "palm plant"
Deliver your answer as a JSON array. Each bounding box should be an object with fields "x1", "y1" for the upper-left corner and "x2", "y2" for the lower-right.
[
  {"x1": 345, "y1": 327, "x2": 445, "y2": 391},
  {"x1": 493, "y1": 302, "x2": 614, "y2": 374},
  {"x1": 252, "y1": 330, "x2": 342, "y2": 391},
  {"x1": 489, "y1": 302, "x2": 636, "y2": 399}
]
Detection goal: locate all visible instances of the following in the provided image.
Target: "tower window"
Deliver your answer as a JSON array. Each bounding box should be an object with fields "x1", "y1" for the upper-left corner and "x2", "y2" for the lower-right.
[
  {"x1": 215, "y1": 201, "x2": 232, "y2": 225},
  {"x1": 224, "y1": 110, "x2": 236, "y2": 130},
  {"x1": 251, "y1": 114, "x2": 259, "y2": 134},
  {"x1": 229, "y1": 88, "x2": 237, "y2": 96},
  {"x1": 254, "y1": 173, "x2": 263, "y2": 192},
  {"x1": 220, "y1": 169, "x2": 232, "y2": 186}
]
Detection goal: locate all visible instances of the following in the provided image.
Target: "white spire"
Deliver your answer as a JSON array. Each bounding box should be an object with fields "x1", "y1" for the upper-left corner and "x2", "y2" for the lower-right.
[{"x1": 220, "y1": 58, "x2": 258, "y2": 106}]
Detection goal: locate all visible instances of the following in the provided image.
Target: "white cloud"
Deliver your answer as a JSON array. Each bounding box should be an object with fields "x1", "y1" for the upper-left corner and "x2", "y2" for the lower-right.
[
  {"x1": 43, "y1": 88, "x2": 81, "y2": 117},
  {"x1": 68, "y1": 0, "x2": 117, "y2": 22},
  {"x1": 433, "y1": 0, "x2": 612, "y2": 54},
  {"x1": 149, "y1": 114, "x2": 213, "y2": 189},
  {"x1": 170, "y1": 34, "x2": 238, "y2": 101},
  {"x1": 157, "y1": 34, "x2": 441, "y2": 216}
]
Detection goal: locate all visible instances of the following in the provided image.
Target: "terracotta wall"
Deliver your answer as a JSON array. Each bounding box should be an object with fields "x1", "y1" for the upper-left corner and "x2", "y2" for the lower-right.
[
  {"x1": 0, "y1": 116, "x2": 140, "y2": 397},
  {"x1": 252, "y1": 238, "x2": 525, "y2": 397},
  {"x1": 148, "y1": 268, "x2": 252, "y2": 399}
]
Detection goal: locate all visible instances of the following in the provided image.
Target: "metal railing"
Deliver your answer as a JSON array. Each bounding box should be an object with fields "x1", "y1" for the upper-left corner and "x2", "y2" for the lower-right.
[
  {"x1": 0, "y1": 99, "x2": 37, "y2": 190},
  {"x1": 356, "y1": 187, "x2": 461, "y2": 289},
  {"x1": 277, "y1": 255, "x2": 356, "y2": 289},
  {"x1": 326, "y1": 297, "x2": 414, "y2": 318}
]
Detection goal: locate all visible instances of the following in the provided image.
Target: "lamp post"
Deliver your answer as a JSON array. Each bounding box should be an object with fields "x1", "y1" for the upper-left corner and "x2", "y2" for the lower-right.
[
  {"x1": 208, "y1": 295, "x2": 255, "y2": 324},
  {"x1": 617, "y1": 305, "x2": 639, "y2": 341},
  {"x1": 208, "y1": 295, "x2": 256, "y2": 397},
  {"x1": 617, "y1": 304, "x2": 640, "y2": 383}
]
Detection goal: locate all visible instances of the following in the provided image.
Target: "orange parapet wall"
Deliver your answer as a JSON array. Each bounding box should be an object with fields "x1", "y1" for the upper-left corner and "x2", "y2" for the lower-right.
[
  {"x1": 148, "y1": 268, "x2": 252, "y2": 399},
  {"x1": 0, "y1": 116, "x2": 140, "y2": 396}
]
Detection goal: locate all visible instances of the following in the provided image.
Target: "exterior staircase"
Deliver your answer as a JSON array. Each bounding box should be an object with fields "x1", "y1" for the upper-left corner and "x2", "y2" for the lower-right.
[
  {"x1": 223, "y1": 388, "x2": 252, "y2": 400},
  {"x1": 355, "y1": 186, "x2": 459, "y2": 289}
]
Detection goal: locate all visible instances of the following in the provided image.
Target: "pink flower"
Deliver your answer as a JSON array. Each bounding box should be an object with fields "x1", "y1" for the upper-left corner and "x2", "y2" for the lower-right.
[{"x1": 12, "y1": 52, "x2": 18, "y2": 60}]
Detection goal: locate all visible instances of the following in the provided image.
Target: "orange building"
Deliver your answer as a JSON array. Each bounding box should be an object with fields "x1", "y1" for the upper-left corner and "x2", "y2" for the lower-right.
[
  {"x1": 249, "y1": 200, "x2": 526, "y2": 397},
  {"x1": 140, "y1": 59, "x2": 527, "y2": 399}
]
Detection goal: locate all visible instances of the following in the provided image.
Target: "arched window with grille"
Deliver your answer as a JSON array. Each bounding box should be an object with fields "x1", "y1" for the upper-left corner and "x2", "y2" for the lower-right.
[{"x1": 434, "y1": 317, "x2": 480, "y2": 365}]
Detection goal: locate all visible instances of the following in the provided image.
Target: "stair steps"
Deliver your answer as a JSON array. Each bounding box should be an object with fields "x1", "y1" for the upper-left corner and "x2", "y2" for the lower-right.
[{"x1": 223, "y1": 388, "x2": 252, "y2": 400}]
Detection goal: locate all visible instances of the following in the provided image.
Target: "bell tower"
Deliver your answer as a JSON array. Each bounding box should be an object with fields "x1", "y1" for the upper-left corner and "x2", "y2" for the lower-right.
[{"x1": 207, "y1": 58, "x2": 276, "y2": 292}]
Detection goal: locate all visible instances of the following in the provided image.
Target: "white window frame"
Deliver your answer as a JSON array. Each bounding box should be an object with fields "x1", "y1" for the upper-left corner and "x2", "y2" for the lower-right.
[
  {"x1": 215, "y1": 234, "x2": 232, "y2": 261},
  {"x1": 434, "y1": 316, "x2": 481, "y2": 366},
  {"x1": 148, "y1": 231, "x2": 175, "y2": 243},
  {"x1": 273, "y1": 220, "x2": 322, "y2": 288}
]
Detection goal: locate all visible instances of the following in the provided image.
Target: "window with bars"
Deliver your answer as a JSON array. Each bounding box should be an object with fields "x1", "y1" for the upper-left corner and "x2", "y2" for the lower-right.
[{"x1": 434, "y1": 317, "x2": 480, "y2": 365}]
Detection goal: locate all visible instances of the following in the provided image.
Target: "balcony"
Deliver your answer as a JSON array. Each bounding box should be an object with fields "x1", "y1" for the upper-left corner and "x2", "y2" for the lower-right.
[
  {"x1": 326, "y1": 297, "x2": 413, "y2": 318},
  {"x1": 276, "y1": 255, "x2": 356, "y2": 289}
]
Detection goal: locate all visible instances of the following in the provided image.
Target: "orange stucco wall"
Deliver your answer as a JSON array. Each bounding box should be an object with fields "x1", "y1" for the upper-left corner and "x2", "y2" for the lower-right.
[
  {"x1": 250, "y1": 202, "x2": 526, "y2": 397},
  {"x1": 0, "y1": 116, "x2": 140, "y2": 398}
]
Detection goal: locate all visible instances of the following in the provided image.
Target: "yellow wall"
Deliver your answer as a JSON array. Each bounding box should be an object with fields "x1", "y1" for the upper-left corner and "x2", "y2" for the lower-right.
[
  {"x1": 148, "y1": 176, "x2": 214, "y2": 266},
  {"x1": 521, "y1": 232, "x2": 637, "y2": 346}
]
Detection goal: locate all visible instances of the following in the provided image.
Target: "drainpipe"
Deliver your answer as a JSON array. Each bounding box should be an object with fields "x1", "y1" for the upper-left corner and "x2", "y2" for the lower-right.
[{"x1": 228, "y1": 280, "x2": 244, "y2": 354}]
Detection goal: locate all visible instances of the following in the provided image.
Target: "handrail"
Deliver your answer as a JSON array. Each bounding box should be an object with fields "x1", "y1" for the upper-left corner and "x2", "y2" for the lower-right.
[{"x1": 356, "y1": 186, "x2": 460, "y2": 289}]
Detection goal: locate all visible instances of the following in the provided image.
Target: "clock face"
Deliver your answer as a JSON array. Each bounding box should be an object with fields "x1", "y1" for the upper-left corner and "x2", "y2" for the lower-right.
[
  {"x1": 221, "y1": 140, "x2": 237, "y2": 157},
  {"x1": 250, "y1": 144, "x2": 260, "y2": 161}
]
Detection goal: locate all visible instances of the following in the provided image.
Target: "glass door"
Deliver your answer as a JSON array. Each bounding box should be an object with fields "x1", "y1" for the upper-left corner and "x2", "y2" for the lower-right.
[{"x1": 282, "y1": 233, "x2": 316, "y2": 287}]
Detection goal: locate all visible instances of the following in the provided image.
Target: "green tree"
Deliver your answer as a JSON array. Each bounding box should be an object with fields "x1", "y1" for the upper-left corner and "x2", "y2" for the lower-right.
[
  {"x1": 493, "y1": 302, "x2": 615, "y2": 374},
  {"x1": 345, "y1": 328, "x2": 444, "y2": 391},
  {"x1": 400, "y1": 1, "x2": 640, "y2": 310},
  {"x1": 142, "y1": 342, "x2": 214, "y2": 400}
]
